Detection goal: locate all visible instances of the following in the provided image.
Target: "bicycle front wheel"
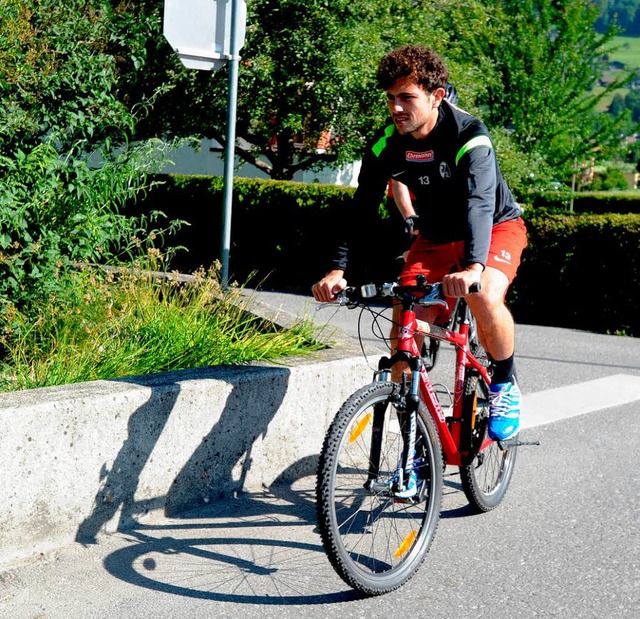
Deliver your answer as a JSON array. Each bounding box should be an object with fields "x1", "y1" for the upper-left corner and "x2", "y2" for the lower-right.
[{"x1": 316, "y1": 382, "x2": 443, "y2": 596}]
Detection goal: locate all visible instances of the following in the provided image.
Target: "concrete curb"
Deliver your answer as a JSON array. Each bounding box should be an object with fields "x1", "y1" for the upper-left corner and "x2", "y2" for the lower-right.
[{"x1": 0, "y1": 294, "x2": 377, "y2": 567}]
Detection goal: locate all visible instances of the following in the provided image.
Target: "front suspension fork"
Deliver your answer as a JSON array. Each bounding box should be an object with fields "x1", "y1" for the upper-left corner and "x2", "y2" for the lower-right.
[{"x1": 367, "y1": 354, "x2": 422, "y2": 490}]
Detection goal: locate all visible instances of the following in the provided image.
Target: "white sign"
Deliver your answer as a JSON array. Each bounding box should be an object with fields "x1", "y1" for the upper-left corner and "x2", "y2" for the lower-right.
[{"x1": 163, "y1": 0, "x2": 247, "y2": 71}]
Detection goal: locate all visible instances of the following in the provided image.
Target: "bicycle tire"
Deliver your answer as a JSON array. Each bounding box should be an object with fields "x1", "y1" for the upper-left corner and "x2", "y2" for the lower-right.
[
  {"x1": 316, "y1": 381, "x2": 443, "y2": 596},
  {"x1": 458, "y1": 314, "x2": 518, "y2": 512}
]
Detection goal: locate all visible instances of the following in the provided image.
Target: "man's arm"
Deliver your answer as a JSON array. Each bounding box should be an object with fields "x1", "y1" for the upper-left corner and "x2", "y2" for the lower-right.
[
  {"x1": 391, "y1": 180, "x2": 416, "y2": 220},
  {"x1": 313, "y1": 135, "x2": 391, "y2": 300},
  {"x1": 459, "y1": 144, "x2": 498, "y2": 267},
  {"x1": 328, "y1": 146, "x2": 391, "y2": 273},
  {"x1": 443, "y1": 139, "x2": 497, "y2": 297}
]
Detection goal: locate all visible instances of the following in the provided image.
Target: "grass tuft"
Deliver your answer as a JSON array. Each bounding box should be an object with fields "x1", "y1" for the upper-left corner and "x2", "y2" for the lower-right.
[{"x1": 0, "y1": 260, "x2": 323, "y2": 392}]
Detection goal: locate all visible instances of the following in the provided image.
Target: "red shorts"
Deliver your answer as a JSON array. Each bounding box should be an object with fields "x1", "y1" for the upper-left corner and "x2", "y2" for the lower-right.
[{"x1": 400, "y1": 217, "x2": 528, "y2": 286}]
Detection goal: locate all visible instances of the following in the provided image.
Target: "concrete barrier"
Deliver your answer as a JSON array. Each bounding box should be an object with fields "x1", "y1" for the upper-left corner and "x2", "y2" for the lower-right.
[{"x1": 0, "y1": 296, "x2": 377, "y2": 567}]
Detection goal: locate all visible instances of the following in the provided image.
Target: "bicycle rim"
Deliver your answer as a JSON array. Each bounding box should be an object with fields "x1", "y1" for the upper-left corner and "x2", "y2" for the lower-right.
[{"x1": 316, "y1": 382, "x2": 443, "y2": 596}]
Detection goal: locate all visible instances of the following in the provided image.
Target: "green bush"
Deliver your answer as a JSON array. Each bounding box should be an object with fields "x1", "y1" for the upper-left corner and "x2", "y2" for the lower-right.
[
  {"x1": 0, "y1": 141, "x2": 176, "y2": 319},
  {"x1": 0, "y1": 0, "x2": 181, "y2": 322},
  {"x1": 511, "y1": 211, "x2": 640, "y2": 336},
  {"x1": 590, "y1": 166, "x2": 632, "y2": 191},
  {"x1": 570, "y1": 191, "x2": 640, "y2": 214},
  {"x1": 528, "y1": 190, "x2": 640, "y2": 214}
]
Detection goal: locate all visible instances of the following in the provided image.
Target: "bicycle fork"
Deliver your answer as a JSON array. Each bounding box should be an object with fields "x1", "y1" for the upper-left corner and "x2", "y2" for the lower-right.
[
  {"x1": 398, "y1": 364, "x2": 420, "y2": 493},
  {"x1": 365, "y1": 358, "x2": 422, "y2": 498}
]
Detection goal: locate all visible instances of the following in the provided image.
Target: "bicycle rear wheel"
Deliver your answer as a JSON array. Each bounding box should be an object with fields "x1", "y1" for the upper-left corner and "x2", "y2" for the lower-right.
[
  {"x1": 458, "y1": 318, "x2": 518, "y2": 512},
  {"x1": 316, "y1": 381, "x2": 443, "y2": 596}
]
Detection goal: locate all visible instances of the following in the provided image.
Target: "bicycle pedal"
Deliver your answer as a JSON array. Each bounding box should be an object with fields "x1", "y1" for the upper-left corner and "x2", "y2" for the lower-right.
[
  {"x1": 498, "y1": 438, "x2": 541, "y2": 449},
  {"x1": 393, "y1": 486, "x2": 417, "y2": 500}
]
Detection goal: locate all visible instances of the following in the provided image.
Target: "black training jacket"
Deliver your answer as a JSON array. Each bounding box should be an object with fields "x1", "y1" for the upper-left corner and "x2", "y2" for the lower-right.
[{"x1": 329, "y1": 100, "x2": 522, "y2": 272}]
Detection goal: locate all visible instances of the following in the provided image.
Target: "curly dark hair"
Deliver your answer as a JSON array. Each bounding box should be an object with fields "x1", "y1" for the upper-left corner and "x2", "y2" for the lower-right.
[{"x1": 376, "y1": 46, "x2": 448, "y2": 93}]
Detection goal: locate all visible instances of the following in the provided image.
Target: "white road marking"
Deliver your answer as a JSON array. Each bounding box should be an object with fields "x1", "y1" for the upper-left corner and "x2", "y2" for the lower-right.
[{"x1": 522, "y1": 374, "x2": 640, "y2": 429}]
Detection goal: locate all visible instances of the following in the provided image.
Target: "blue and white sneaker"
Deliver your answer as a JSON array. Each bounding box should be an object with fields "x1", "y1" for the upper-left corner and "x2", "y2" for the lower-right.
[
  {"x1": 488, "y1": 379, "x2": 522, "y2": 441},
  {"x1": 387, "y1": 452, "x2": 420, "y2": 499},
  {"x1": 393, "y1": 469, "x2": 418, "y2": 499}
]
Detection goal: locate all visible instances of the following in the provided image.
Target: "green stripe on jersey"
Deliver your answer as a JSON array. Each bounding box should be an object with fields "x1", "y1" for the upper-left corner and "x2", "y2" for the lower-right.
[
  {"x1": 455, "y1": 135, "x2": 493, "y2": 165},
  {"x1": 371, "y1": 124, "x2": 396, "y2": 157}
]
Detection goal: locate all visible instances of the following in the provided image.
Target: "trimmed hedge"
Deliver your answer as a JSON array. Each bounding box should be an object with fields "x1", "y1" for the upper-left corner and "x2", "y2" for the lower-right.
[
  {"x1": 528, "y1": 190, "x2": 640, "y2": 214},
  {"x1": 133, "y1": 174, "x2": 405, "y2": 290},
  {"x1": 511, "y1": 211, "x2": 640, "y2": 336},
  {"x1": 134, "y1": 175, "x2": 640, "y2": 336}
]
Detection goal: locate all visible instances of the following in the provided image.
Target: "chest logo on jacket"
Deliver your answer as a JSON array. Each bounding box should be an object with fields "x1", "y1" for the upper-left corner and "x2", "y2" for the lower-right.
[
  {"x1": 439, "y1": 162, "x2": 451, "y2": 179},
  {"x1": 406, "y1": 150, "x2": 434, "y2": 162}
]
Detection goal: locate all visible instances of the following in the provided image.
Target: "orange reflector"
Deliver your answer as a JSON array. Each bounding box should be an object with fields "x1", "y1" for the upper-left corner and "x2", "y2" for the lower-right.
[
  {"x1": 394, "y1": 529, "x2": 417, "y2": 559},
  {"x1": 471, "y1": 394, "x2": 477, "y2": 430},
  {"x1": 349, "y1": 412, "x2": 372, "y2": 443}
]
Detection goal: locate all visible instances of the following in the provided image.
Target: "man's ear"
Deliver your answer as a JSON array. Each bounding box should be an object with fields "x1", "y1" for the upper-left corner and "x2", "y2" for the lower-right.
[{"x1": 432, "y1": 87, "x2": 446, "y2": 107}]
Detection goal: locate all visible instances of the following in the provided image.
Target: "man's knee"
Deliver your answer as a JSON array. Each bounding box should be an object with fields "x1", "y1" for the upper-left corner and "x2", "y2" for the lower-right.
[{"x1": 468, "y1": 267, "x2": 510, "y2": 315}]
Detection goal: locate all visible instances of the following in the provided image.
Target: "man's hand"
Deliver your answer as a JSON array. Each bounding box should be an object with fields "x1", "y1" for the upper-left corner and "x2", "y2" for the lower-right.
[
  {"x1": 443, "y1": 264, "x2": 483, "y2": 297},
  {"x1": 404, "y1": 215, "x2": 420, "y2": 238},
  {"x1": 312, "y1": 270, "x2": 347, "y2": 302}
]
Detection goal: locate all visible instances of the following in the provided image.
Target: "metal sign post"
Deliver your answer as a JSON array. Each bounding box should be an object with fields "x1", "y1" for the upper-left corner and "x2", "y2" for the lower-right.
[
  {"x1": 219, "y1": 0, "x2": 241, "y2": 288},
  {"x1": 163, "y1": 0, "x2": 247, "y2": 288}
]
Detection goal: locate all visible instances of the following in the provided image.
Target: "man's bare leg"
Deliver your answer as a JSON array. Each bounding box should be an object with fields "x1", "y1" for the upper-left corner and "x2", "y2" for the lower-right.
[
  {"x1": 465, "y1": 266, "x2": 514, "y2": 361},
  {"x1": 466, "y1": 266, "x2": 521, "y2": 440}
]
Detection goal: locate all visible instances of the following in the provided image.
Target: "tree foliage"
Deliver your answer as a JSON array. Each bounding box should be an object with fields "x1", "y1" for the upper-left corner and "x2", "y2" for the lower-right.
[
  {"x1": 0, "y1": 0, "x2": 176, "y2": 315},
  {"x1": 123, "y1": 0, "x2": 633, "y2": 188},
  {"x1": 433, "y1": 0, "x2": 631, "y2": 184},
  {"x1": 0, "y1": 0, "x2": 156, "y2": 155},
  {"x1": 594, "y1": 0, "x2": 640, "y2": 35},
  {"x1": 130, "y1": 0, "x2": 444, "y2": 179}
]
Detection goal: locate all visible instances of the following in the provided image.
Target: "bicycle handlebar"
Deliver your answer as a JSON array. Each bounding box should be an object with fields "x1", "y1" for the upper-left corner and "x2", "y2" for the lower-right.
[{"x1": 337, "y1": 278, "x2": 481, "y2": 307}]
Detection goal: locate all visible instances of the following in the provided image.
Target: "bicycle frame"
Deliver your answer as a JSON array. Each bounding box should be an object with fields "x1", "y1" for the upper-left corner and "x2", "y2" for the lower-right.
[{"x1": 380, "y1": 300, "x2": 492, "y2": 467}]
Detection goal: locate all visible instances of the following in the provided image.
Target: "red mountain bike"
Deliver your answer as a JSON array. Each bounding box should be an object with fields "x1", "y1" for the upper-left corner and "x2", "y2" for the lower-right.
[{"x1": 316, "y1": 276, "x2": 519, "y2": 596}]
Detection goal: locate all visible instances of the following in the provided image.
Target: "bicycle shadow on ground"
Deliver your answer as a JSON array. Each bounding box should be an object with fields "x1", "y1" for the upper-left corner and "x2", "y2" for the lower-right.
[
  {"x1": 440, "y1": 469, "x2": 480, "y2": 519},
  {"x1": 102, "y1": 460, "x2": 358, "y2": 605},
  {"x1": 100, "y1": 456, "x2": 485, "y2": 605}
]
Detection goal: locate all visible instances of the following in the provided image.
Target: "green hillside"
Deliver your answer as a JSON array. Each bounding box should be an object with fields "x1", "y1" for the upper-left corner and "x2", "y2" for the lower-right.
[
  {"x1": 596, "y1": 35, "x2": 640, "y2": 110},
  {"x1": 607, "y1": 35, "x2": 640, "y2": 70}
]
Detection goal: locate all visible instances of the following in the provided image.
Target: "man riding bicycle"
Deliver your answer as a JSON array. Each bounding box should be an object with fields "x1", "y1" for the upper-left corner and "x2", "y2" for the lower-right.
[{"x1": 311, "y1": 45, "x2": 528, "y2": 442}]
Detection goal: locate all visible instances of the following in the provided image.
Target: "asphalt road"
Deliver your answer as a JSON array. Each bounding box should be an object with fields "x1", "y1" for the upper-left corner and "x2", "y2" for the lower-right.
[{"x1": 2, "y1": 291, "x2": 639, "y2": 619}]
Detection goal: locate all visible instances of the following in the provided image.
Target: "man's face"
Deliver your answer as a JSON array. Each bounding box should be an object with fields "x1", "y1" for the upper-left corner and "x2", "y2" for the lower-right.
[{"x1": 386, "y1": 78, "x2": 440, "y2": 139}]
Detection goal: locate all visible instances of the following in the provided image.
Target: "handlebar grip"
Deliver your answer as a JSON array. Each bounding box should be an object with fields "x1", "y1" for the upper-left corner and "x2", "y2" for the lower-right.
[{"x1": 469, "y1": 282, "x2": 482, "y2": 294}]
